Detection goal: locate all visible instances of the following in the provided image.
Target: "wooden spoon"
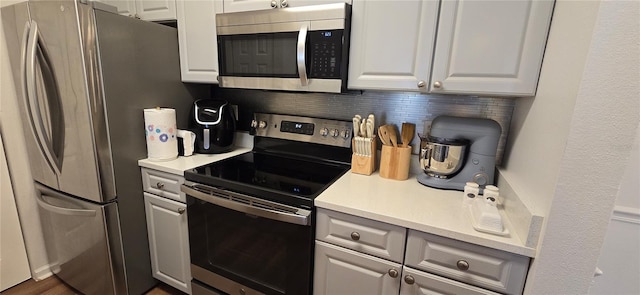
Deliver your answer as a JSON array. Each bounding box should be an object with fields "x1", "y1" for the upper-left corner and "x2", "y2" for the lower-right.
[
  {"x1": 378, "y1": 125, "x2": 390, "y2": 146},
  {"x1": 387, "y1": 125, "x2": 398, "y2": 147},
  {"x1": 401, "y1": 123, "x2": 416, "y2": 147}
]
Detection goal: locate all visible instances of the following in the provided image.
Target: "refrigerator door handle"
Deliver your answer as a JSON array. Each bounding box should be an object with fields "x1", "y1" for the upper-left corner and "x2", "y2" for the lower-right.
[
  {"x1": 35, "y1": 185, "x2": 97, "y2": 217},
  {"x1": 24, "y1": 20, "x2": 64, "y2": 175}
]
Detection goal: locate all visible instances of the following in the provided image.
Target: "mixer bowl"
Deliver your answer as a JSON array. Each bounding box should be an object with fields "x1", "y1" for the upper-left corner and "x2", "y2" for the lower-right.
[{"x1": 419, "y1": 135, "x2": 469, "y2": 177}]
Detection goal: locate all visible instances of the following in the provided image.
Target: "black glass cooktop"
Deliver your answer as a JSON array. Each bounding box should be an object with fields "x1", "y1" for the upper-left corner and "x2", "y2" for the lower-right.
[{"x1": 184, "y1": 151, "x2": 350, "y2": 209}]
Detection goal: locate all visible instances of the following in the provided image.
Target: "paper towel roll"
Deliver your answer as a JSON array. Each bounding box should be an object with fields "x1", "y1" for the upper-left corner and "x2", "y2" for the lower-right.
[{"x1": 144, "y1": 108, "x2": 178, "y2": 161}]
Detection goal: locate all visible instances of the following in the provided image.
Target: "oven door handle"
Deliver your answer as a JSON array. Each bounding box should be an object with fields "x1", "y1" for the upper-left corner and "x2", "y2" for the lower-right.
[{"x1": 181, "y1": 184, "x2": 311, "y2": 226}]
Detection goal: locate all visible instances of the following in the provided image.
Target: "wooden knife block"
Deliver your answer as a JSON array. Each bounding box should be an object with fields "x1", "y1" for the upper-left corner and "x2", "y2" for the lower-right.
[
  {"x1": 379, "y1": 145, "x2": 411, "y2": 180},
  {"x1": 351, "y1": 136, "x2": 377, "y2": 175}
]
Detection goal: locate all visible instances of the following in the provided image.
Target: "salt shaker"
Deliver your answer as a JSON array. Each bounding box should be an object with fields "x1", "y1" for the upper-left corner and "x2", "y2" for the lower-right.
[
  {"x1": 463, "y1": 182, "x2": 480, "y2": 205},
  {"x1": 484, "y1": 185, "x2": 500, "y2": 204}
]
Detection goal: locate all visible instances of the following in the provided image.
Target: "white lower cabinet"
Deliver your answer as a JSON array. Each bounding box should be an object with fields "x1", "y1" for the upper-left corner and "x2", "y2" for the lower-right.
[
  {"x1": 142, "y1": 167, "x2": 191, "y2": 294},
  {"x1": 314, "y1": 208, "x2": 529, "y2": 295},
  {"x1": 314, "y1": 241, "x2": 401, "y2": 295},
  {"x1": 144, "y1": 193, "x2": 191, "y2": 294},
  {"x1": 399, "y1": 266, "x2": 499, "y2": 295}
]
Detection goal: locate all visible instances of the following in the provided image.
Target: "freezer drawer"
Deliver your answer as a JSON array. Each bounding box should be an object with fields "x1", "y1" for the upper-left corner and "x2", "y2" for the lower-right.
[{"x1": 35, "y1": 183, "x2": 126, "y2": 295}]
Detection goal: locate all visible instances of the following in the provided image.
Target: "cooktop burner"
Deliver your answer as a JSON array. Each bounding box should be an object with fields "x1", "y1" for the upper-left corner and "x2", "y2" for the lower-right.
[{"x1": 184, "y1": 113, "x2": 353, "y2": 209}]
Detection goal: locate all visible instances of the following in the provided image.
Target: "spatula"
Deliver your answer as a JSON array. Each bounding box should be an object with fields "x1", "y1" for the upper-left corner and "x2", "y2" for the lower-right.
[
  {"x1": 378, "y1": 126, "x2": 391, "y2": 146},
  {"x1": 401, "y1": 123, "x2": 416, "y2": 147}
]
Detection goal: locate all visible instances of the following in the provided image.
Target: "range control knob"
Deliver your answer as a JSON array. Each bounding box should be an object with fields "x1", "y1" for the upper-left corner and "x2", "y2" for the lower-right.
[
  {"x1": 320, "y1": 128, "x2": 329, "y2": 136},
  {"x1": 341, "y1": 130, "x2": 350, "y2": 139},
  {"x1": 330, "y1": 129, "x2": 340, "y2": 137},
  {"x1": 258, "y1": 121, "x2": 267, "y2": 129},
  {"x1": 250, "y1": 120, "x2": 258, "y2": 128}
]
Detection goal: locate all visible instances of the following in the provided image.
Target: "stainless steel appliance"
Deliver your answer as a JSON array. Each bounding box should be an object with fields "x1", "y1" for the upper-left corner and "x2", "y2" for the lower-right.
[
  {"x1": 418, "y1": 116, "x2": 502, "y2": 190},
  {"x1": 190, "y1": 99, "x2": 236, "y2": 154},
  {"x1": 216, "y1": 3, "x2": 351, "y2": 93},
  {"x1": 181, "y1": 113, "x2": 353, "y2": 295},
  {"x1": 2, "y1": 1, "x2": 204, "y2": 293}
]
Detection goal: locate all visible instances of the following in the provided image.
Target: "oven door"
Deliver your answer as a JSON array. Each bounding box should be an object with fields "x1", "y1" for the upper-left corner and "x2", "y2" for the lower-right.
[
  {"x1": 182, "y1": 183, "x2": 313, "y2": 295},
  {"x1": 217, "y1": 24, "x2": 346, "y2": 93}
]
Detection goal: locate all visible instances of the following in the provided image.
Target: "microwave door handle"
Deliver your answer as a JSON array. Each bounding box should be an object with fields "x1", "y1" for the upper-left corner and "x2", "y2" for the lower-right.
[{"x1": 297, "y1": 25, "x2": 309, "y2": 86}]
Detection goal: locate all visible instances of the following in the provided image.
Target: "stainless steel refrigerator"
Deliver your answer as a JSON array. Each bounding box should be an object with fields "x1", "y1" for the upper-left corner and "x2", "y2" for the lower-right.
[{"x1": 2, "y1": 1, "x2": 206, "y2": 294}]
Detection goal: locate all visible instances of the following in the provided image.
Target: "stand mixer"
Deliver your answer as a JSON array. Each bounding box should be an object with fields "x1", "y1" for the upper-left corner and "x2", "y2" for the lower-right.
[{"x1": 417, "y1": 116, "x2": 502, "y2": 191}]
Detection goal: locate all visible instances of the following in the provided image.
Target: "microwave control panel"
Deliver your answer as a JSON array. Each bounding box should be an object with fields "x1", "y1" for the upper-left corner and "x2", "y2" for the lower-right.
[{"x1": 309, "y1": 30, "x2": 343, "y2": 79}]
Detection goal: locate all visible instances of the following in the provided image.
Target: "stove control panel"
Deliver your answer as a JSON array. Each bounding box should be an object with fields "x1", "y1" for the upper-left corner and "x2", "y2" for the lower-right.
[{"x1": 251, "y1": 113, "x2": 352, "y2": 148}]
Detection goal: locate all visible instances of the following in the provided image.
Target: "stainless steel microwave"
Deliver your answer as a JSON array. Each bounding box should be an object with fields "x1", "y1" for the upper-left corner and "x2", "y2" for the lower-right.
[{"x1": 216, "y1": 3, "x2": 351, "y2": 93}]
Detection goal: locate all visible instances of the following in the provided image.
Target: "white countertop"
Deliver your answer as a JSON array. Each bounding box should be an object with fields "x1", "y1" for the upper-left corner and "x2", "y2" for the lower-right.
[
  {"x1": 138, "y1": 132, "x2": 253, "y2": 175},
  {"x1": 315, "y1": 157, "x2": 537, "y2": 257},
  {"x1": 138, "y1": 148, "x2": 251, "y2": 175}
]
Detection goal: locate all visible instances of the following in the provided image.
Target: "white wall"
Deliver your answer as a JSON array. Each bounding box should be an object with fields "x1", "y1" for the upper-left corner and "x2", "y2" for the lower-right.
[
  {"x1": 502, "y1": 0, "x2": 640, "y2": 293},
  {"x1": 590, "y1": 129, "x2": 640, "y2": 294},
  {"x1": 0, "y1": 0, "x2": 52, "y2": 280}
]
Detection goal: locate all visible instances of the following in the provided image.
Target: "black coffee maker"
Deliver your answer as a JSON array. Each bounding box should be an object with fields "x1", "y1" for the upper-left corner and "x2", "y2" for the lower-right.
[{"x1": 190, "y1": 99, "x2": 236, "y2": 154}]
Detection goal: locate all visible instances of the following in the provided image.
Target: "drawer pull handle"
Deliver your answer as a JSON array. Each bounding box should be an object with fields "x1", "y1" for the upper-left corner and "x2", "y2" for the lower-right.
[
  {"x1": 456, "y1": 260, "x2": 470, "y2": 271},
  {"x1": 350, "y1": 232, "x2": 360, "y2": 241},
  {"x1": 156, "y1": 182, "x2": 164, "y2": 189},
  {"x1": 177, "y1": 208, "x2": 185, "y2": 214},
  {"x1": 388, "y1": 268, "x2": 398, "y2": 278},
  {"x1": 404, "y1": 275, "x2": 415, "y2": 285}
]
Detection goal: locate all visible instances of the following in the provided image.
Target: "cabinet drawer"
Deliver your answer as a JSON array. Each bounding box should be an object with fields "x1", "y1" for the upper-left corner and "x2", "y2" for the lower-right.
[
  {"x1": 141, "y1": 168, "x2": 185, "y2": 203},
  {"x1": 316, "y1": 208, "x2": 406, "y2": 263},
  {"x1": 405, "y1": 230, "x2": 529, "y2": 295}
]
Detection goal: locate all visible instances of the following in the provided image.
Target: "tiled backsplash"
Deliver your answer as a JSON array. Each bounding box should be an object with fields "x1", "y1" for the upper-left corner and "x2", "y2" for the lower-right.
[{"x1": 212, "y1": 88, "x2": 515, "y2": 165}]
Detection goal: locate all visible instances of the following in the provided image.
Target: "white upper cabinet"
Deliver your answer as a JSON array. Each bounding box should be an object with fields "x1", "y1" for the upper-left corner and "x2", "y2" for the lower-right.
[
  {"x1": 96, "y1": 0, "x2": 137, "y2": 16},
  {"x1": 347, "y1": 0, "x2": 439, "y2": 91},
  {"x1": 430, "y1": 0, "x2": 554, "y2": 96},
  {"x1": 176, "y1": 0, "x2": 223, "y2": 83},
  {"x1": 96, "y1": 0, "x2": 177, "y2": 21},
  {"x1": 222, "y1": 0, "x2": 350, "y2": 13},
  {"x1": 135, "y1": 0, "x2": 177, "y2": 21},
  {"x1": 348, "y1": 0, "x2": 554, "y2": 97}
]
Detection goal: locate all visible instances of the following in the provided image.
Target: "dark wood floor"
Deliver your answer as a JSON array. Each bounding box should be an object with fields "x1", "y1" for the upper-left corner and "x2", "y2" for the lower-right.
[{"x1": 1, "y1": 276, "x2": 185, "y2": 295}]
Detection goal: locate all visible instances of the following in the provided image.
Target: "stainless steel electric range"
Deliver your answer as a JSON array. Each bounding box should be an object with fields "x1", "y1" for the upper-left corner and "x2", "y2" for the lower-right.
[{"x1": 181, "y1": 113, "x2": 353, "y2": 295}]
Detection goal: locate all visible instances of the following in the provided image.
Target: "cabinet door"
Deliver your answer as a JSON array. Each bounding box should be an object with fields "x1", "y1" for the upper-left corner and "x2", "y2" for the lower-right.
[
  {"x1": 430, "y1": 0, "x2": 554, "y2": 96},
  {"x1": 285, "y1": 0, "x2": 350, "y2": 8},
  {"x1": 347, "y1": 0, "x2": 439, "y2": 91},
  {"x1": 223, "y1": 0, "x2": 274, "y2": 12},
  {"x1": 94, "y1": 0, "x2": 137, "y2": 17},
  {"x1": 135, "y1": 0, "x2": 177, "y2": 21},
  {"x1": 400, "y1": 266, "x2": 499, "y2": 295},
  {"x1": 314, "y1": 241, "x2": 401, "y2": 295},
  {"x1": 177, "y1": 0, "x2": 222, "y2": 83},
  {"x1": 144, "y1": 193, "x2": 191, "y2": 294}
]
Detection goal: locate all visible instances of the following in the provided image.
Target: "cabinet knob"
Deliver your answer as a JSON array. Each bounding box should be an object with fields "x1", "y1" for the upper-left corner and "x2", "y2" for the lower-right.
[
  {"x1": 456, "y1": 260, "x2": 470, "y2": 271},
  {"x1": 239, "y1": 288, "x2": 246, "y2": 295},
  {"x1": 134, "y1": 13, "x2": 140, "y2": 19},
  {"x1": 270, "y1": 0, "x2": 278, "y2": 8},
  {"x1": 156, "y1": 182, "x2": 164, "y2": 189},
  {"x1": 177, "y1": 208, "x2": 185, "y2": 214},
  {"x1": 388, "y1": 268, "x2": 399, "y2": 278},
  {"x1": 433, "y1": 81, "x2": 442, "y2": 89},
  {"x1": 404, "y1": 275, "x2": 415, "y2": 285},
  {"x1": 280, "y1": 0, "x2": 288, "y2": 7},
  {"x1": 417, "y1": 80, "x2": 426, "y2": 88},
  {"x1": 350, "y1": 232, "x2": 360, "y2": 241}
]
